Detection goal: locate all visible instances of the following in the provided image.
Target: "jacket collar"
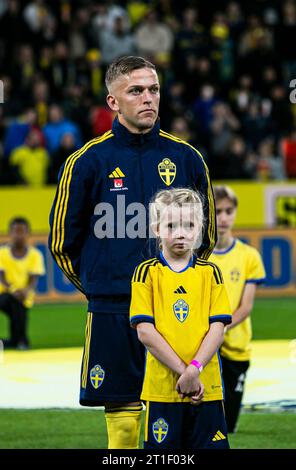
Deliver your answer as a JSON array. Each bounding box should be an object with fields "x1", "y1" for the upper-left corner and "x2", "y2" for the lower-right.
[{"x1": 112, "y1": 116, "x2": 160, "y2": 147}]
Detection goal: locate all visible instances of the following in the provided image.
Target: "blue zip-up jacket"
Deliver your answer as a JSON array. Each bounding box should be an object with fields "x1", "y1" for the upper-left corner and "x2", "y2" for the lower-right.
[{"x1": 49, "y1": 117, "x2": 216, "y2": 313}]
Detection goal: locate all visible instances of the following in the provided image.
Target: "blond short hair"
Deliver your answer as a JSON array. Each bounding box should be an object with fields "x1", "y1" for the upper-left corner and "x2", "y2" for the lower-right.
[
  {"x1": 213, "y1": 185, "x2": 238, "y2": 207},
  {"x1": 105, "y1": 56, "x2": 156, "y2": 91}
]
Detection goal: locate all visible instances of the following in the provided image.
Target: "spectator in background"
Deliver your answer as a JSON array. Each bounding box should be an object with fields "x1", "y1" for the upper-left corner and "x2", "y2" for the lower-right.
[
  {"x1": 9, "y1": 128, "x2": 49, "y2": 186},
  {"x1": 281, "y1": 130, "x2": 296, "y2": 178},
  {"x1": 12, "y1": 45, "x2": 36, "y2": 102},
  {"x1": 210, "y1": 102, "x2": 240, "y2": 160},
  {"x1": 170, "y1": 116, "x2": 193, "y2": 144},
  {"x1": 91, "y1": 100, "x2": 114, "y2": 137},
  {"x1": 232, "y1": 75, "x2": 254, "y2": 117},
  {"x1": 242, "y1": 100, "x2": 272, "y2": 151},
  {"x1": 0, "y1": 0, "x2": 294, "y2": 186},
  {"x1": 167, "y1": 81, "x2": 186, "y2": 115},
  {"x1": 256, "y1": 138, "x2": 286, "y2": 180},
  {"x1": 135, "y1": 9, "x2": 173, "y2": 61},
  {"x1": 68, "y1": 7, "x2": 93, "y2": 60},
  {"x1": 226, "y1": 1, "x2": 245, "y2": 44},
  {"x1": 212, "y1": 134, "x2": 248, "y2": 180},
  {"x1": 0, "y1": 217, "x2": 45, "y2": 350},
  {"x1": 43, "y1": 104, "x2": 82, "y2": 154},
  {"x1": 51, "y1": 41, "x2": 73, "y2": 99},
  {"x1": 0, "y1": 0, "x2": 28, "y2": 73},
  {"x1": 62, "y1": 83, "x2": 93, "y2": 143},
  {"x1": 31, "y1": 79, "x2": 50, "y2": 128},
  {"x1": 23, "y1": 0, "x2": 48, "y2": 33},
  {"x1": 244, "y1": 151, "x2": 258, "y2": 179},
  {"x1": 127, "y1": 0, "x2": 150, "y2": 28},
  {"x1": 99, "y1": 15, "x2": 136, "y2": 66},
  {"x1": 192, "y1": 84, "x2": 218, "y2": 147},
  {"x1": 276, "y1": 0, "x2": 296, "y2": 84},
  {"x1": 38, "y1": 46, "x2": 54, "y2": 86},
  {"x1": 270, "y1": 84, "x2": 294, "y2": 140},
  {"x1": 238, "y1": 14, "x2": 274, "y2": 78},
  {"x1": 92, "y1": 2, "x2": 130, "y2": 35},
  {"x1": 182, "y1": 55, "x2": 213, "y2": 103},
  {"x1": 258, "y1": 66, "x2": 280, "y2": 99},
  {"x1": 173, "y1": 7, "x2": 207, "y2": 71},
  {"x1": 3, "y1": 108, "x2": 41, "y2": 159},
  {"x1": 210, "y1": 11, "x2": 233, "y2": 86},
  {"x1": 48, "y1": 132, "x2": 77, "y2": 184},
  {"x1": 85, "y1": 49, "x2": 104, "y2": 97}
]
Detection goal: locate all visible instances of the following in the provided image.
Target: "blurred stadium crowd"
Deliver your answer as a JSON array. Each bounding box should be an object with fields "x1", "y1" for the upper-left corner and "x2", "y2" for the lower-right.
[{"x1": 1, "y1": 0, "x2": 296, "y2": 186}]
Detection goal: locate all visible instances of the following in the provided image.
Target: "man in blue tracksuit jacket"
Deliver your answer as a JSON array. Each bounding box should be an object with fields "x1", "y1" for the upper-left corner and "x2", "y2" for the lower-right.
[{"x1": 49, "y1": 56, "x2": 216, "y2": 449}]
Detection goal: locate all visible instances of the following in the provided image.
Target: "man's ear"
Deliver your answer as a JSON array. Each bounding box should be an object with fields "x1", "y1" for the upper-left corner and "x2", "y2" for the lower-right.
[{"x1": 106, "y1": 94, "x2": 119, "y2": 112}]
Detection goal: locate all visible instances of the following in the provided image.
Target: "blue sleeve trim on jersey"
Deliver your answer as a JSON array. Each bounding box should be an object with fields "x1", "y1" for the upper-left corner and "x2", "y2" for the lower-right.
[
  {"x1": 130, "y1": 315, "x2": 155, "y2": 326},
  {"x1": 209, "y1": 315, "x2": 232, "y2": 325},
  {"x1": 245, "y1": 278, "x2": 266, "y2": 285}
]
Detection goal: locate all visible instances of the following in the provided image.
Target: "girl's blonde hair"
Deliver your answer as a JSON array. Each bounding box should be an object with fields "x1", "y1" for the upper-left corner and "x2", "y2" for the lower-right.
[{"x1": 150, "y1": 187, "x2": 204, "y2": 249}]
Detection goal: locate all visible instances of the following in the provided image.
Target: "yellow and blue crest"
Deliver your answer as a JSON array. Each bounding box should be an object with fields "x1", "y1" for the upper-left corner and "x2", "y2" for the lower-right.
[
  {"x1": 230, "y1": 268, "x2": 240, "y2": 282},
  {"x1": 173, "y1": 299, "x2": 189, "y2": 322},
  {"x1": 158, "y1": 158, "x2": 176, "y2": 186},
  {"x1": 90, "y1": 365, "x2": 105, "y2": 389},
  {"x1": 152, "y1": 417, "x2": 169, "y2": 443}
]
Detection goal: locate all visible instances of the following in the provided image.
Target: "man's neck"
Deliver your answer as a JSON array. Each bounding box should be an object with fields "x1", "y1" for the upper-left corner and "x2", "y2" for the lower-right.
[{"x1": 11, "y1": 245, "x2": 27, "y2": 257}]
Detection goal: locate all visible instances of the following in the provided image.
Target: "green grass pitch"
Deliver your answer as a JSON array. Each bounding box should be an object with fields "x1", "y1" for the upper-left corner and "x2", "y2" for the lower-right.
[
  {"x1": 0, "y1": 409, "x2": 295, "y2": 449},
  {"x1": 0, "y1": 298, "x2": 295, "y2": 449},
  {"x1": 1, "y1": 297, "x2": 295, "y2": 348}
]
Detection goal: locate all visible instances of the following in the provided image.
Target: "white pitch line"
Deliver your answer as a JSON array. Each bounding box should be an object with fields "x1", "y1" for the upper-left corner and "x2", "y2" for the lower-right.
[{"x1": 0, "y1": 341, "x2": 295, "y2": 409}]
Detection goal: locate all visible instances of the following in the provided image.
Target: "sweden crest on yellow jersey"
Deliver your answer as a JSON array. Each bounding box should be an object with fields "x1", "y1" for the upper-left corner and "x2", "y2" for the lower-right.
[
  {"x1": 230, "y1": 268, "x2": 240, "y2": 282},
  {"x1": 158, "y1": 158, "x2": 176, "y2": 186},
  {"x1": 173, "y1": 299, "x2": 189, "y2": 322},
  {"x1": 90, "y1": 365, "x2": 105, "y2": 389},
  {"x1": 153, "y1": 418, "x2": 169, "y2": 443}
]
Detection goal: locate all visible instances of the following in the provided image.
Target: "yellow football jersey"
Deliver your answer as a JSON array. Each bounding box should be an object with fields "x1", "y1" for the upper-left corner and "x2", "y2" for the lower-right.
[
  {"x1": 0, "y1": 245, "x2": 45, "y2": 308},
  {"x1": 130, "y1": 253, "x2": 231, "y2": 403},
  {"x1": 210, "y1": 239, "x2": 265, "y2": 361}
]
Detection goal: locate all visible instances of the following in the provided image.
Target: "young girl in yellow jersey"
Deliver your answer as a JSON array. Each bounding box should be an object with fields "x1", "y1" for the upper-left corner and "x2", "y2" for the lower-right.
[
  {"x1": 129, "y1": 188, "x2": 231, "y2": 449},
  {"x1": 209, "y1": 186, "x2": 266, "y2": 433}
]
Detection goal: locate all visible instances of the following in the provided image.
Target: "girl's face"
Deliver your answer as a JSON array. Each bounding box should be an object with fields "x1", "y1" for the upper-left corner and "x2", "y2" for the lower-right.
[{"x1": 157, "y1": 204, "x2": 201, "y2": 256}]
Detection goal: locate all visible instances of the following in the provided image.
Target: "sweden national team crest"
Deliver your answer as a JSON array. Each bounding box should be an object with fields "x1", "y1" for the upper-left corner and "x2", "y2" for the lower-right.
[
  {"x1": 158, "y1": 158, "x2": 176, "y2": 186},
  {"x1": 90, "y1": 365, "x2": 105, "y2": 389},
  {"x1": 173, "y1": 299, "x2": 189, "y2": 322},
  {"x1": 230, "y1": 268, "x2": 240, "y2": 282},
  {"x1": 152, "y1": 418, "x2": 169, "y2": 443}
]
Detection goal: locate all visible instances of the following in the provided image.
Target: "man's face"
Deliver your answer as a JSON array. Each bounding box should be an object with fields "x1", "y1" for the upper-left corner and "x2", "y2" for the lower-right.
[
  {"x1": 107, "y1": 68, "x2": 160, "y2": 133},
  {"x1": 10, "y1": 223, "x2": 29, "y2": 248},
  {"x1": 216, "y1": 198, "x2": 237, "y2": 237}
]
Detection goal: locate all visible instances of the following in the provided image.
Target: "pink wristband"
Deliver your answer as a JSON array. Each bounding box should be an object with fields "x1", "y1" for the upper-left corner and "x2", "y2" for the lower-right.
[{"x1": 190, "y1": 360, "x2": 203, "y2": 373}]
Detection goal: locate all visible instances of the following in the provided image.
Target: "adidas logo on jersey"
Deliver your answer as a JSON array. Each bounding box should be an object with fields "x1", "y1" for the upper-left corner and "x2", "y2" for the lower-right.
[
  {"x1": 108, "y1": 167, "x2": 128, "y2": 192},
  {"x1": 212, "y1": 430, "x2": 226, "y2": 441},
  {"x1": 174, "y1": 286, "x2": 187, "y2": 294},
  {"x1": 108, "y1": 167, "x2": 125, "y2": 178}
]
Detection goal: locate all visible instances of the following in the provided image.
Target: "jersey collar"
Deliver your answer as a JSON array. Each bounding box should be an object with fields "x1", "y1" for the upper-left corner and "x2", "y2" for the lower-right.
[
  {"x1": 112, "y1": 116, "x2": 160, "y2": 147},
  {"x1": 159, "y1": 251, "x2": 195, "y2": 273},
  {"x1": 9, "y1": 245, "x2": 29, "y2": 259},
  {"x1": 213, "y1": 238, "x2": 236, "y2": 255}
]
